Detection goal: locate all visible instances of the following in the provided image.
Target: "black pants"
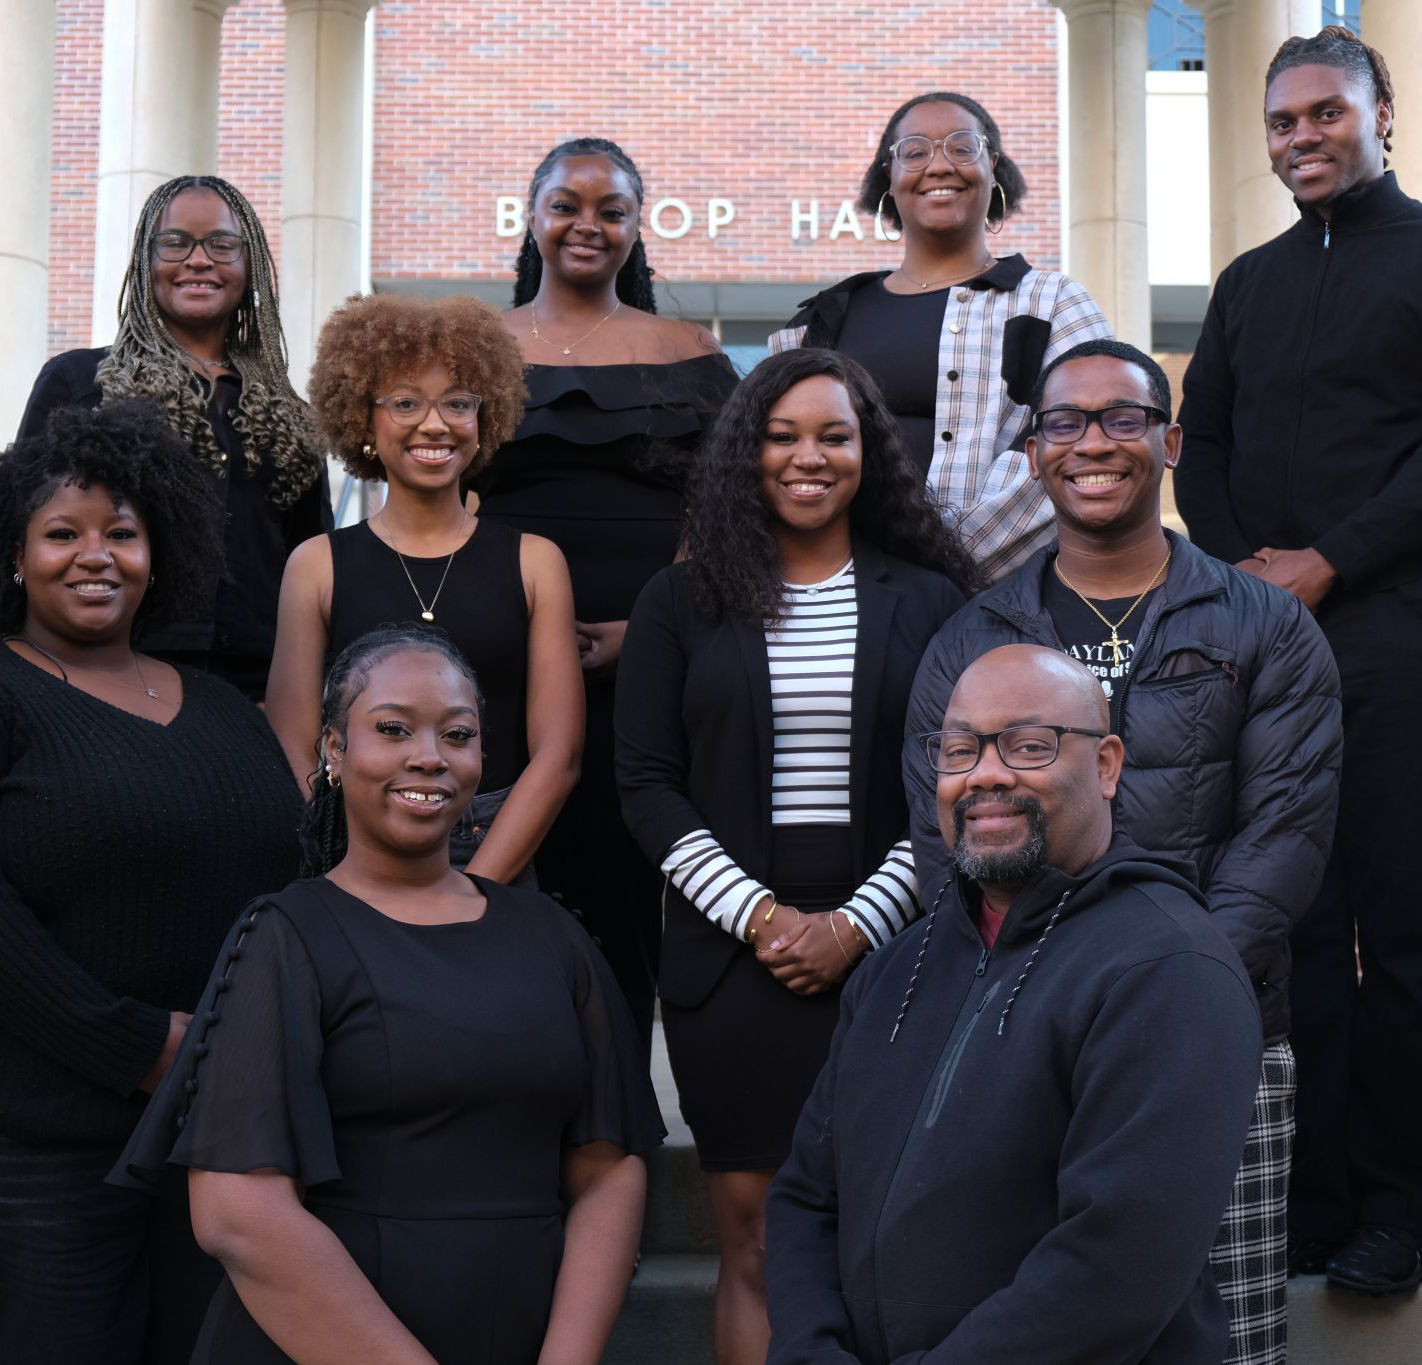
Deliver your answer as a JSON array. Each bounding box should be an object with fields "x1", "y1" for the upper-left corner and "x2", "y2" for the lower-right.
[
  {"x1": 1289, "y1": 580, "x2": 1422, "y2": 1239},
  {"x1": 0, "y1": 1136, "x2": 221, "y2": 1365}
]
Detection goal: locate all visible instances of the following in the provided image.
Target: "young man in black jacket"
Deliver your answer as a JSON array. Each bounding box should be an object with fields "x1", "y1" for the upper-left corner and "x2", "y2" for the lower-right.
[
  {"x1": 902, "y1": 339, "x2": 1341, "y2": 1363},
  {"x1": 766, "y1": 644, "x2": 1262, "y2": 1365},
  {"x1": 1175, "y1": 26, "x2": 1422, "y2": 1294}
]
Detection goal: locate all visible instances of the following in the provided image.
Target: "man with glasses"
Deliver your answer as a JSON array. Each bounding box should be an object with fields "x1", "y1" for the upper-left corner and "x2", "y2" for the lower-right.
[
  {"x1": 901, "y1": 339, "x2": 1340, "y2": 1364},
  {"x1": 767, "y1": 644, "x2": 1263, "y2": 1365}
]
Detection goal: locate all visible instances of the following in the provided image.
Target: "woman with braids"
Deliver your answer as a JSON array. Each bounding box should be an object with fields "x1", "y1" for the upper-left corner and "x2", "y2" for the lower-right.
[
  {"x1": 769, "y1": 92, "x2": 1110, "y2": 584},
  {"x1": 614, "y1": 349, "x2": 976, "y2": 1363},
  {"x1": 17, "y1": 174, "x2": 331, "y2": 703},
  {"x1": 114, "y1": 624, "x2": 663, "y2": 1364},
  {"x1": 265, "y1": 293, "x2": 581, "y2": 886},
  {"x1": 476, "y1": 137, "x2": 738, "y2": 1044},
  {"x1": 0, "y1": 403, "x2": 301, "y2": 1364}
]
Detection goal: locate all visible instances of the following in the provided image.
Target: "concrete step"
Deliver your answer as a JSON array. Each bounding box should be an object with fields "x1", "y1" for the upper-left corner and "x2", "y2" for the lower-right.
[
  {"x1": 642, "y1": 1140, "x2": 717, "y2": 1256},
  {"x1": 1289, "y1": 1273, "x2": 1422, "y2": 1364},
  {"x1": 602, "y1": 1253, "x2": 718, "y2": 1365}
]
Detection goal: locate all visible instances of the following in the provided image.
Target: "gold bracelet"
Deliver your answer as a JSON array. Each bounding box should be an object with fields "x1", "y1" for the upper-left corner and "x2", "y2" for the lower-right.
[
  {"x1": 844, "y1": 914, "x2": 869, "y2": 951},
  {"x1": 762, "y1": 898, "x2": 780, "y2": 926},
  {"x1": 829, "y1": 911, "x2": 854, "y2": 966}
]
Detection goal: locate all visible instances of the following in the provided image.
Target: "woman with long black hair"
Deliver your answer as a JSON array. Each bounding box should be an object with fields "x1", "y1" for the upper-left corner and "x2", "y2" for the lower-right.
[
  {"x1": 770, "y1": 92, "x2": 1110, "y2": 583},
  {"x1": 477, "y1": 137, "x2": 738, "y2": 1045},
  {"x1": 615, "y1": 348, "x2": 976, "y2": 1362}
]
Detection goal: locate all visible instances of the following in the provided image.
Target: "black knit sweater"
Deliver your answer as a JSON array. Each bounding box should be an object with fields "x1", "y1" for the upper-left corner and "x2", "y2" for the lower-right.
[{"x1": 0, "y1": 646, "x2": 302, "y2": 1145}]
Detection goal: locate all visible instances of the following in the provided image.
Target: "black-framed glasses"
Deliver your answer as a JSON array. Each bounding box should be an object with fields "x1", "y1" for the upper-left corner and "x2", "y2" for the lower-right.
[
  {"x1": 151, "y1": 230, "x2": 247, "y2": 263},
  {"x1": 1032, "y1": 404, "x2": 1170, "y2": 444},
  {"x1": 888, "y1": 131, "x2": 990, "y2": 170},
  {"x1": 918, "y1": 725, "x2": 1107, "y2": 775},
  {"x1": 373, "y1": 390, "x2": 482, "y2": 427}
]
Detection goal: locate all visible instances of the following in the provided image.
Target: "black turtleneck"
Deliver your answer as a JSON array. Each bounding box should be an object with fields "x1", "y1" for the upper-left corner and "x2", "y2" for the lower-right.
[{"x1": 1177, "y1": 171, "x2": 1422, "y2": 595}]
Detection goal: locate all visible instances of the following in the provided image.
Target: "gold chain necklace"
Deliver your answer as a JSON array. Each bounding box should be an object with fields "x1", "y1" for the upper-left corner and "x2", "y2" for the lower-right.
[
  {"x1": 895, "y1": 255, "x2": 994, "y2": 291},
  {"x1": 375, "y1": 511, "x2": 469, "y2": 624},
  {"x1": 1052, "y1": 550, "x2": 1171, "y2": 667},
  {"x1": 530, "y1": 300, "x2": 621, "y2": 356},
  {"x1": 15, "y1": 633, "x2": 161, "y2": 700},
  {"x1": 175, "y1": 343, "x2": 231, "y2": 371}
]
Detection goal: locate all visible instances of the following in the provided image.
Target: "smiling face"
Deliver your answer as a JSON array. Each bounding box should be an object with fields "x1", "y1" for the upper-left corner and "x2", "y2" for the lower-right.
[
  {"x1": 1026, "y1": 354, "x2": 1180, "y2": 543},
  {"x1": 886, "y1": 99, "x2": 996, "y2": 239},
  {"x1": 758, "y1": 375, "x2": 864, "y2": 541},
  {"x1": 936, "y1": 646, "x2": 1121, "y2": 894},
  {"x1": 326, "y1": 649, "x2": 483, "y2": 860},
  {"x1": 15, "y1": 480, "x2": 151, "y2": 647},
  {"x1": 368, "y1": 362, "x2": 481, "y2": 494},
  {"x1": 1266, "y1": 63, "x2": 1390, "y2": 212},
  {"x1": 531, "y1": 154, "x2": 640, "y2": 286},
  {"x1": 149, "y1": 188, "x2": 247, "y2": 341}
]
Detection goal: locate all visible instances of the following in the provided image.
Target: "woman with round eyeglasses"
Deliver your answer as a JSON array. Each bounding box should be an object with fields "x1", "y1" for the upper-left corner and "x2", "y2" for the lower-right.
[
  {"x1": 17, "y1": 175, "x2": 331, "y2": 704},
  {"x1": 266, "y1": 294, "x2": 583, "y2": 887},
  {"x1": 769, "y1": 92, "x2": 1112, "y2": 584}
]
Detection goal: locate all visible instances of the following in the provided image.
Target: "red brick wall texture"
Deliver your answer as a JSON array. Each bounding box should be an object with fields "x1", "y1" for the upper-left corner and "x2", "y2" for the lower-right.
[{"x1": 46, "y1": 0, "x2": 1062, "y2": 354}]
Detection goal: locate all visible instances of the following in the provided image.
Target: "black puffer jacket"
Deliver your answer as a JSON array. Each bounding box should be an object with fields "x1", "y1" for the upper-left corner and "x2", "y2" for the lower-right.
[{"x1": 902, "y1": 532, "x2": 1342, "y2": 1042}]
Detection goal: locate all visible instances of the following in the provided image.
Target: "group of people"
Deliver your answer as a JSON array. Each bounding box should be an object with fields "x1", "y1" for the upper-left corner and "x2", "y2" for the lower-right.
[{"x1": 0, "y1": 20, "x2": 1416, "y2": 1365}]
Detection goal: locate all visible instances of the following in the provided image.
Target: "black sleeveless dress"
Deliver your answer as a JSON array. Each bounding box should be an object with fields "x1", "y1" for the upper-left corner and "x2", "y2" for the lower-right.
[
  {"x1": 476, "y1": 355, "x2": 739, "y2": 1047},
  {"x1": 326, "y1": 519, "x2": 528, "y2": 797},
  {"x1": 110, "y1": 876, "x2": 664, "y2": 1363}
]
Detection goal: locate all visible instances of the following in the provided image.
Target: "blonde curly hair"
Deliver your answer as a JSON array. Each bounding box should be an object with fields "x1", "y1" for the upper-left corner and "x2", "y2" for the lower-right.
[{"x1": 308, "y1": 293, "x2": 528, "y2": 481}]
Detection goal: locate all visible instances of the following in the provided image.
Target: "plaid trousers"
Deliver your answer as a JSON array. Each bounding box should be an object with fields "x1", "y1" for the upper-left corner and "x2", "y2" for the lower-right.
[{"x1": 1210, "y1": 1042, "x2": 1295, "y2": 1365}]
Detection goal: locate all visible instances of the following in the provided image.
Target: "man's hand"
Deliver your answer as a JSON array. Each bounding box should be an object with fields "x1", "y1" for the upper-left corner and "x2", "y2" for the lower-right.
[{"x1": 1251, "y1": 546, "x2": 1338, "y2": 611}]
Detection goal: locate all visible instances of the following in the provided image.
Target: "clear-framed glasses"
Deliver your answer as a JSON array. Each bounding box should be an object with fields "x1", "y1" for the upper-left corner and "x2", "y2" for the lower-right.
[
  {"x1": 888, "y1": 131, "x2": 990, "y2": 171},
  {"x1": 151, "y1": 230, "x2": 247, "y2": 263},
  {"x1": 1032, "y1": 404, "x2": 1171, "y2": 445},
  {"x1": 373, "y1": 390, "x2": 482, "y2": 427},
  {"x1": 918, "y1": 725, "x2": 1107, "y2": 775}
]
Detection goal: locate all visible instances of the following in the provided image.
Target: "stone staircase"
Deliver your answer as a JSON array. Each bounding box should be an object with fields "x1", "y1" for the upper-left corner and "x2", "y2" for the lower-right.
[{"x1": 603, "y1": 1021, "x2": 1422, "y2": 1363}]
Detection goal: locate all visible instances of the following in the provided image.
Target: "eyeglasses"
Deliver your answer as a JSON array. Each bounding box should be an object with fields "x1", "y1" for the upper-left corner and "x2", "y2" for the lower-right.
[
  {"x1": 373, "y1": 390, "x2": 482, "y2": 427},
  {"x1": 151, "y1": 230, "x2": 247, "y2": 263},
  {"x1": 888, "y1": 131, "x2": 990, "y2": 171},
  {"x1": 918, "y1": 725, "x2": 1107, "y2": 775},
  {"x1": 1032, "y1": 404, "x2": 1171, "y2": 444}
]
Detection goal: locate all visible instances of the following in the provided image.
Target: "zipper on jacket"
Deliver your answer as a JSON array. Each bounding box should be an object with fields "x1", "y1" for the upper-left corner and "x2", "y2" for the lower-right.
[
  {"x1": 1114, "y1": 611, "x2": 1162, "y2": 738},
  {"x1": 1323, "y1": 221, "x2": 1331, "y2": 248},
  {"x1": 975, "y1": 947, "x2": 991, "y2": 976},
  {"x1": 1283, "y1": 221, "x2": 1335, "y2": 542}
]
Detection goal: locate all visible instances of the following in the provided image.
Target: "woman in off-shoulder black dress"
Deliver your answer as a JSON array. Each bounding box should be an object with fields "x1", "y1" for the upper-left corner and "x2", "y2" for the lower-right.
[
  {"x1": 112, "y1": 626, "x2": 662, "y2": 1365},
  {"x1": 478, "y1": 136, "x2": 737, "y2": 1047}
]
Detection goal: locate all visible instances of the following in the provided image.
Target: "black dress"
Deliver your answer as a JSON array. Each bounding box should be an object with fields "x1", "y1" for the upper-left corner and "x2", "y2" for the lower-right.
[
  {"x1": 477, "y1": 355, "x2": 738, "y2": 1045},
  {"x1": 112, "y1": 876, "x2": 663, "y2": 1364}
]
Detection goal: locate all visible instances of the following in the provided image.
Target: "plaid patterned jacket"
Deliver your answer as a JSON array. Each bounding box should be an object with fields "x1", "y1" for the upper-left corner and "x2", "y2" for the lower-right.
[{"x1": 768, "y1": 255, "x2": 1110, "y2": 584}]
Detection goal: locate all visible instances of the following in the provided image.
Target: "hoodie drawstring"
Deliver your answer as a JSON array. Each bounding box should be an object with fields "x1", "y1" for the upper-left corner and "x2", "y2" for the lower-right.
[
  {"x1": 997, "y1": 889, "x2": 1072, "y2": 1036},
  {"x1": 889, "y1": 881, "x2": 947, "y2": 1043}
]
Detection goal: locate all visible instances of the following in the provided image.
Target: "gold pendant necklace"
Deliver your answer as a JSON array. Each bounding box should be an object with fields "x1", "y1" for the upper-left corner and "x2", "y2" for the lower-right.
[
  {"x1": 1052, "y1": 550, "x2": 1171, "y2": 668},
  {"x1": 376, "y1": 511, "x2": 467, "y2": 624},
  {"x1": 895, "y1": 255, "x2": 995, "y2": 291},
  {"x1": 530, "y1": 300, "x2": 621, "y2": 356},
  {"x1": 16, "y1": 633, "x2": 161, "y2": 700}
]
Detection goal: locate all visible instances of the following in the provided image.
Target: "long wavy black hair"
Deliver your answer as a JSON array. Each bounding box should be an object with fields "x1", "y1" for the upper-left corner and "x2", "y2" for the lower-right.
[
  {"x1": 299, "y1": 624, "x2": 483, "y2": 877},
  {"x1": 511, "y1": 137, "x2": 658, "y2": 312},
  {"x1": 682, "y1": 349, "x2": 982, "y2": 625}
]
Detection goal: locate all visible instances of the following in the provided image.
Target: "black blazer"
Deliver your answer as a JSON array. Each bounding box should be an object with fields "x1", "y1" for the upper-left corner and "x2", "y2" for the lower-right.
[{"x1": 615, "y1": 539, "x2": 964, "y2": 1007}]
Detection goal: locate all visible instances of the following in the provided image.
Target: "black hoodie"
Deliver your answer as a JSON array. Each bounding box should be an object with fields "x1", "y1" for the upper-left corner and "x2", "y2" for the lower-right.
[{"x1": 765, "y1": 842, "x2": 1262, "y2": 1365}]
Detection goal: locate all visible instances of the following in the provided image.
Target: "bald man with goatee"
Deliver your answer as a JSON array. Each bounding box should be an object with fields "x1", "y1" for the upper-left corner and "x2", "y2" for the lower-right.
[{"x1": 766, "y1": 647, "x2": 1262, "y2": 1365}]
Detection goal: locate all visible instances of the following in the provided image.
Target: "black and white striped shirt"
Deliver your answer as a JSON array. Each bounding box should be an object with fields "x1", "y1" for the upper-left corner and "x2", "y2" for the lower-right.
[{"x1": 660, "y1": 563, "x2": 918, "y2": 948}]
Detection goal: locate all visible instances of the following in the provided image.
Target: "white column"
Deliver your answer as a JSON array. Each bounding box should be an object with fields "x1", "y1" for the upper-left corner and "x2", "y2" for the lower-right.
[
  {"x1": 1361, "y1": 0, "x2": 1422, "y2": 197},
  {"x1": 191, "y1": 0, "x2": 238, "y2": 174},
  {"x1": 0, "y1": 0, "x2": 55, "y2": 442},
  {"x1": 1231, "y1": 0, "x2": 1323, "y2": 255},
  {"x1": 1188, "y1": 0, "x2": 1238, "y2": 281},
  {"x1": 281, "y1": 0, "x2": 374, "y2": 395},
  {"x1": 1055, "y1": 0, "x2": 1154, "y2": 349}
]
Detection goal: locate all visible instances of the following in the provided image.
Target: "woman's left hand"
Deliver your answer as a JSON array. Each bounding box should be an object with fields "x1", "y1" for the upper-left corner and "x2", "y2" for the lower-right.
[
  {"x1": 758, "y1": 911, "x2": 864, "y2": 995},
  {"x1": 575, "y1": 619, "x2": 628, "y2": 677}
]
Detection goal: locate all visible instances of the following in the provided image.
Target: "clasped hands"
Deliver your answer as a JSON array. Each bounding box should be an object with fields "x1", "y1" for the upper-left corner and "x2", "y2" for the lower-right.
[
  {"x1": 750, "y1": 895, "x2": 865, "y2": 996},
  {"x1": 1235, "y1": 546, "x2": 1337, "y2": 612}
]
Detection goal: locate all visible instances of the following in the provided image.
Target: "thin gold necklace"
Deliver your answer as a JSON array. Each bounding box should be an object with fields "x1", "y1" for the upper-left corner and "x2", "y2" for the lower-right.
[
  {"x1": 174, "y1": 343, "x2": 231, "y2": 371},
  {"x1": 1052, "y1": 550, "x2": 1171, "y2": 668},
  {"x1": 14, "y1": 632, "x2": 161, "y2": 700},
  {"x1": 530, "y1": 300, "x2": 620, "y2": 356},
  {"x1": 375, "y1": 510, "x2": 469, "y2": 624},
  {"x1": 895, "y1": 255, "x2": 994, "y2": 291}
]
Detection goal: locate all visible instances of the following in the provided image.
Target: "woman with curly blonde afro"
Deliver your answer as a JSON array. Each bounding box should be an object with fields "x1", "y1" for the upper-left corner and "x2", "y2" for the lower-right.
[
  {"x1": 16, "y1": 175, "x2": 331, "y2": 703},
  {"x1": 266, "y1": 293, "x2": 582, "y2": 887}
]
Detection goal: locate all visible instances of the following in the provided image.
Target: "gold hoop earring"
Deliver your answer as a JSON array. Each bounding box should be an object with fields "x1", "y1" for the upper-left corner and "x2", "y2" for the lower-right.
[
  {"x1": 876, "y1": 192, "x2": 903, "y2": 243},
  {"x1": 987, "y1": 182, "x2": 1007, "y2": 235},
  {"x1": 326, "y1": 766, "x2": 341, "y2": 790},
  {"x1": 361, "y1": 443, "x2": 375, "y2": 461}
]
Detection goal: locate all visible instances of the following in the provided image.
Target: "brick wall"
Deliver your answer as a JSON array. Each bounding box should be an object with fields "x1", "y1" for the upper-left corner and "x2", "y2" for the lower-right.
[{"x1": 46, "y1": 0, "x2": 1063, "y2": 351}]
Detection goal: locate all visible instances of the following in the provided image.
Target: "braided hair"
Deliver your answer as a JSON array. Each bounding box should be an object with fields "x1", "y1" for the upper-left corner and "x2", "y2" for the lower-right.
[
  {"x1": 298, "y1": 625, "x2": 483, "y2": 877},
  {"x1": 511, "y1": 138, "x2": 658, "y2": 312},
  {"x1": 1267, "y1": 26, "x2": 1396, "y2": 158},
  {"x1": 858, "y1": 93, "x2": 1029, "y2": 233},
  {"x1": 95, "y1": 175, "x2": 325, "y2": 509}
]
